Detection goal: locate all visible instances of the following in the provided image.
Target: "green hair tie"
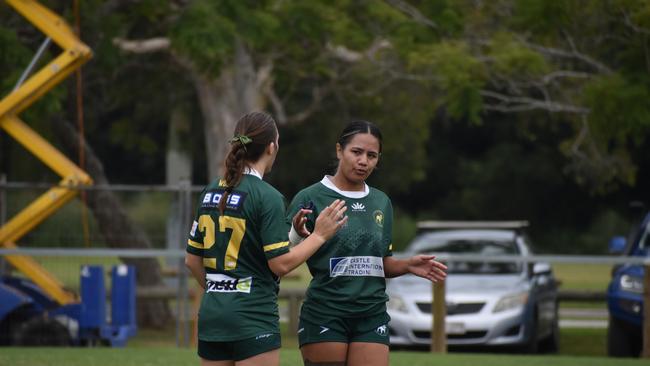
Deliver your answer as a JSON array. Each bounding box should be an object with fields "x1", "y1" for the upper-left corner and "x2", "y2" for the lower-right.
[{"x1": 229, "y1": 134, "x2": 252, "y2": 151}]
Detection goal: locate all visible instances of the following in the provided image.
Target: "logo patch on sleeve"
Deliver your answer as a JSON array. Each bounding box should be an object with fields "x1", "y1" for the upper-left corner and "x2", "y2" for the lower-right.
[
  {"x1": 329, "y1": 256, "x2": 384, "y2": 277},
  {"x1": 201, "y1": 190, "x2": 247, "y2": 212},
  {"x1": 190, "y1": 220, "x2": 198, "y2": 236}
]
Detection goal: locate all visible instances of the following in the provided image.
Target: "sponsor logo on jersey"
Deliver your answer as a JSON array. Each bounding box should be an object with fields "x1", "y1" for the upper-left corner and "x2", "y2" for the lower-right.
[
  {"x1": 201, "y1": 190, "x2": 247, "y2": 212},
  {"x1": 329, "y1": 256, "x2": 385, "y2": 277},
  {"x1": 190, "y1": 220, "x2": 198, "y2": 236},
  {"x1": 351, "y1": 202, "x2": 365, "y2": 212},
  {"x1": 373, "y1": 210, "x2": 384, "y2": 227},
  {"x1": 255, "y1": 333, "x2": 272, "y2": 340},
  {"x1": 375, "y1": 324, "x2": 388, "y2": 336},
  {"x1": 205, "y1": 273, "x2": 252, "y2": 293}
]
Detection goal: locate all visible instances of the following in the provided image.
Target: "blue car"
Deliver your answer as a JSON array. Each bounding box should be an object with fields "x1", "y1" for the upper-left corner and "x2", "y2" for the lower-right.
[{"x1": 606, "y1": 208, "x2": 649, "y2": 357}]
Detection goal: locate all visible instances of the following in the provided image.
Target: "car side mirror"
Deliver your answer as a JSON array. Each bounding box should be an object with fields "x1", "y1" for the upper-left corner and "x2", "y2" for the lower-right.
[
  {"x1": 532, "y1": 262, "x2": 551, "y2": 275},
  {"x1": 608, "y1": 236, "x2": 626, "y2": 254}
]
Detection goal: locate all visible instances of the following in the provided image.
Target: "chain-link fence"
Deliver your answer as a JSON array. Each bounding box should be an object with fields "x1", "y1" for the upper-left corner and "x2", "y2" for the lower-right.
[
  {"x1": 0, "y1": 180, "x2": 204, "y2": 346},
  {"x1": 0, "y1": 180, "x2": 311, "y2": 347}
]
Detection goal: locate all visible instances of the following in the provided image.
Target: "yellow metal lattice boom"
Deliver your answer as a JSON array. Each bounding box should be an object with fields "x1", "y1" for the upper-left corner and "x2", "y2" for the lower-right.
[{"x1": 0, "y1": 0, "x2": 93, "y2": 305}]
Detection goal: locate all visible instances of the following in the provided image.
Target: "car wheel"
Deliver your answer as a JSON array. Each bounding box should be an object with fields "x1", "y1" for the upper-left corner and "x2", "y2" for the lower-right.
[
  {"x1": 538, "y1": 318, "x2": 559, "y2": 353},
  {"x1": 12, "y1": 316, "x2": 71, "y2": 346},
  {"x1": 607, "y1": 316, "x2": 640, "y2": 357},
  {"x1": 538, "y1": 303, "x2": 559, "y2": 353},
  {"x1": 519, "y1": 316, "x2": 539, "y2": 354}
]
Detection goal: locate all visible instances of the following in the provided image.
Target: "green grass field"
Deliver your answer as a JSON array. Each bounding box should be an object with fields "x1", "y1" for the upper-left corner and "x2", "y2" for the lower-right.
[
  {"x1": 0, "y1": 347, "x2": 646, "y2": 366},
  {"x1": 552, "y1": 263, "x2": 612, "y2": 292}
]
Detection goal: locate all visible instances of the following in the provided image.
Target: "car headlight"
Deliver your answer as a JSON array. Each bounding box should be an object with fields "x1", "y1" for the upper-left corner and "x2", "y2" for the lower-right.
[
  {"x1": 620, "y1": 274, "x2": 644, "y2": 294},
  {"x1": 493, "y1": 292, "x2": 528, "y2": 313},
  {"x1": 387, "y1": 295, "x2": 408, "y2": 313}
]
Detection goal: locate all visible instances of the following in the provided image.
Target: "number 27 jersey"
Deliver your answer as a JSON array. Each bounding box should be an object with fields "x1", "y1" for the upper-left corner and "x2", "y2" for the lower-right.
[{"x1": 186, "y1": 174, "x2": 290, "y2": 341}]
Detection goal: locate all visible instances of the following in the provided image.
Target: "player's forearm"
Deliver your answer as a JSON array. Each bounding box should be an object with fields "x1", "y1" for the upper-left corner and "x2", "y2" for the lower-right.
[
  {"x1": 269, "y1": 234, "x2": 326, "y2": 277},
  {"x1": 383, "y1": 256, "x2": 409, "y2": 278},
  {"x1": 185, "y1": 254, "x2": 206, "y2": 289}
]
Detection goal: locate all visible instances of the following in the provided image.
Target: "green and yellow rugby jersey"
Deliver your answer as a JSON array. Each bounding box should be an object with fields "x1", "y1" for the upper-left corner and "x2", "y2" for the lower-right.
[
  {"x1": 187, "y1": 173, "x2": 290, "y2": 342},
  {"x1": 287, "y1": 176, "x2": 393, "y2": 321}
]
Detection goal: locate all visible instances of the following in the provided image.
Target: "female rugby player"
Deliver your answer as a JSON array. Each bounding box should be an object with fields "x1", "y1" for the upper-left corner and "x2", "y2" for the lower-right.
[
  {"x1": 287, "y1": 120, "x2": 447, "y2": 366},
  {"x1": 186, "y1": 111, "x2": 348, "y2": 366}
]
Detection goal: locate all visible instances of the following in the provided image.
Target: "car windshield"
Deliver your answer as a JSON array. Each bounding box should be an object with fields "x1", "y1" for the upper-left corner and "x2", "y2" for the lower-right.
[{"x1": 411, "y1": 235, "x2": 523, "y2": 274}]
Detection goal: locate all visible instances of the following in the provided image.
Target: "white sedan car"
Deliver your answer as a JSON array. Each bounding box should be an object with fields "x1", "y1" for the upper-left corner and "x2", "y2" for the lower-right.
[{"x1": 386, "y1": 223, "x2": 559, "y2": 353}]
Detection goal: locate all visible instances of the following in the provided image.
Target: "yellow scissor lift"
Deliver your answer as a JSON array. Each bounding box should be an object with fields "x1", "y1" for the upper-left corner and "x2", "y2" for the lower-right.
[{"x1": 0, "y1": 0, "x2": 93, "y2": 305}]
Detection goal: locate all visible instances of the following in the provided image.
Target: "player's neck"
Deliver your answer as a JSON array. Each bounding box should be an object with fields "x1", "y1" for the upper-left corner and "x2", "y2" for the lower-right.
[
  {"x1": 331, "y1": 173, "x2": 364, "y2": 191},
  {"x1": 247, "y1": 161, "x2": 266, "y2": 179}
]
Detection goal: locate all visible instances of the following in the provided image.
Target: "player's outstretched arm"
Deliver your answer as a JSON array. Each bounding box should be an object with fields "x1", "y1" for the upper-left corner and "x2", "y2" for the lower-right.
[
  {"x1": 383, "y1": 255, "x2": 447, "y2": 282},
  {"x1": 269, "y1": 199, "x2": 347, "y2": 277}
]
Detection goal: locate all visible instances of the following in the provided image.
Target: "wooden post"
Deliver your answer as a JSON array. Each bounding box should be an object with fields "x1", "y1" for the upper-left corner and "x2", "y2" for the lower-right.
[
  {"x1": 289, "y1": 292, "x2": 300, "y2": 335},
  {"x1": 642, "y1": 264, "x2": 650, "y2": 358},
  {"x1": 191, "y1": 289, "x2": 202, "y2": 348},
  {"x1": 431, "y1": 280, "x2": 447, "y2": 353}
]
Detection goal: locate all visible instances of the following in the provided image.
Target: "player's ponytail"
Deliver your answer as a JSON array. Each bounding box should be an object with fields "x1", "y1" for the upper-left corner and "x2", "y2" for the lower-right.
[{"x1": 219, "y1": 111, "x2": 278, "y2": 215}]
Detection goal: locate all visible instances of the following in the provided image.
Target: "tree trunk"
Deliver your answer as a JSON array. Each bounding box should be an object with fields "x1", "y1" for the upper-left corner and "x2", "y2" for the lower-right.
[
  {"x1": 52, "y1": 118, "x2": 172, "y2": 328},
  {"x1": 192, "y1": 40, "x2": 266, "y2": 180}
]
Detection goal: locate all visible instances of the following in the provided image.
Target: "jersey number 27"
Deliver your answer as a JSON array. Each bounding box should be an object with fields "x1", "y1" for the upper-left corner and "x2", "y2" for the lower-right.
[{"x1": 197, "y1": 214, "x2": 245, "y2": 270}]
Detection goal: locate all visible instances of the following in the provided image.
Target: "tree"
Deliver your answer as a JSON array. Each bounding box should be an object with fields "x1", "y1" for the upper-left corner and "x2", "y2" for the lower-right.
[
  {"x1": 0, "y1": 0, "x2": 175, "y2": 328},
  {"x1": 113, "y1": 0, "x2": 437, "y2": 190},
  {"x1": 397, "y1": 0, "x2": 650, "y2": 192}
]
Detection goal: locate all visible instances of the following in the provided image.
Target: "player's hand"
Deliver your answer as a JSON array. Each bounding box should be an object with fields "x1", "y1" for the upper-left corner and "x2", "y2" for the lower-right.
[
  {"x1": 407, "y1": 255, "x2": 447, "y2": 282},
  {"x1": 312, "y1": 199, "x2": 347, "y2": 242},
  {"x1": 292, "y1": 209, "x2": 312, "y2": 238}
]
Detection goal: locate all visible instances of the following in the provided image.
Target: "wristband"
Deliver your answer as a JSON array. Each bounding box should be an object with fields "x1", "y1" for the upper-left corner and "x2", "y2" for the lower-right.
[{"x1": 289, "y1": 225, "x2": 306, "y2": 245}]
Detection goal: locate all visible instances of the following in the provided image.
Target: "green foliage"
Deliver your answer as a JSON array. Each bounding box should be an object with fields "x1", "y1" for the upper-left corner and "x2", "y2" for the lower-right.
[
  {"x1": 391, "y1": 207, "x2": 417, "y2": 252},
  {"x1": 511, "y1": 0, "x2": 576, "y2": 33},
  {"x1": 488, "y1": 32, "x2": 549, "y2": 78},
  {"x1": 2, "y1": 0, "x2": 650, "y2": 258},
  {"x1": 0, "y1": 26, "x2": 30, "y2": 96},
  {"x1": 409, "y1": 41, "x2": 485, "y2": 123},
  {"x1": 109, "y1": 116, "x2": 159, "y2": 156},
  {"x1": 350, "y1": 81, "x2": 433, "y2": 192},
  {"x1": 583, "y1": 74, "x2": 650, "y2": 145},
  {"x1": 170, "y1": 1, "x2": 237, "y2": 76}
]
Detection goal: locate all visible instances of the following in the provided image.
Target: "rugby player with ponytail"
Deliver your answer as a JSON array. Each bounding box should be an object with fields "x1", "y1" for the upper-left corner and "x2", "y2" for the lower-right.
[{"x1": 185, "y1": 111, "x2": 347, "y2": 366}]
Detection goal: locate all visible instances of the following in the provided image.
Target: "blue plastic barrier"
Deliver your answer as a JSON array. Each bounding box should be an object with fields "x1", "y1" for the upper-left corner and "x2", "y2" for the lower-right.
[{"x1": 79, "y1": 264, "x2": 137, "y2": 347}]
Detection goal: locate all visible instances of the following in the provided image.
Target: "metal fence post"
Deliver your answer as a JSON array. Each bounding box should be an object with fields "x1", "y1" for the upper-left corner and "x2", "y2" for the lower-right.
[
  {"x1": 174, "y1": 182, "x2": 183, "y2": 348},
  {"x1": 431, "y1": 279, "x2": 447, "y2": 353},
  {"x1": 0, "y1": 174, "x2": 6, "y2": 276},
  {"x1": 0, "y1": 174, "x2": 6, "y2": 224},
  {"x1": 180, "y1": 179, "x2": 192, "y2": 348},
  {"x1": 643, "y1": 264, "x2": 650, "y2": 358}
]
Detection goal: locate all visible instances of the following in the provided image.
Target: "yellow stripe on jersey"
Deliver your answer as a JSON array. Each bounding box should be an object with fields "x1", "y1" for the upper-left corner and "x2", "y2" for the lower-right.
[
  {"x1": 188, "y1": 239, "x2": 203, "y2": 249},
  {"x1": 263, "y1": 241, "x2": 289, "y2": 252},
  {"x1": 203, "y1": 258, "x2": 216, "y2": 269},
  {"x1": 389, "y1": 244, "x2": 393, "y2": 251}
]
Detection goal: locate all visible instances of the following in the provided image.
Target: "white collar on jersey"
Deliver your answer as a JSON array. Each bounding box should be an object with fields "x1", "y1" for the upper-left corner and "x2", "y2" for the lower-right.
[
  {"x1": 244, "y1": 167, "x2": 263, "y2": 179},
  {"x1": 320, "y1": 175, "x2": 369, "y2": 199}
]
